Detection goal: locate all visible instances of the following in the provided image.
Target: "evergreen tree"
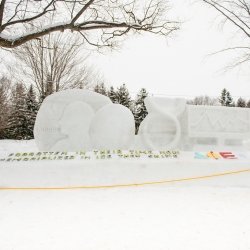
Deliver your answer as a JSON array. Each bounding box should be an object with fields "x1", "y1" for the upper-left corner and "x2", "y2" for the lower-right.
[
  {"x1": 219, "y1": 88, "x2": 227, "y2": 106},
  {"x1": 116, "y1": 84, "x2": 131, "y2": 109},
  {"x1": 219, "y1": 88, "x2": 233, "y2": 106},
  {"x1": 6, "y1": 83, "x2": 28, "y2": 139},
  {"x1": 26, "y1": 85, "x2": 39, "y2": 139},
  {"x1": 108, "y1": 86, "x2": 118, "y2": 103},
  {"x1": 225, "y1": 91, "x2": 233, "y2": 106},
  {"x1": 133, "y1": 88, "x2": 148, "y2": 134},
  {"x1": 237, "y1": 97, "x2": 246, "y2": 107},
  {"x1": 94, "y1": 83, "x2": 107, "y2": 96},
  {"x1": 230, "y1": 101, "x2": 236, "y2": 107}
]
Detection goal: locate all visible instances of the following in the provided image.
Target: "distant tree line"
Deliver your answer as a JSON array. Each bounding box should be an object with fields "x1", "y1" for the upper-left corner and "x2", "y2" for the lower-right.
[
  {"x1": 0, "y1": 78, "x2": 39, "y2": 139},
  {"x1": 188, "y1": 88, "x2": 250, "y2": 108}
]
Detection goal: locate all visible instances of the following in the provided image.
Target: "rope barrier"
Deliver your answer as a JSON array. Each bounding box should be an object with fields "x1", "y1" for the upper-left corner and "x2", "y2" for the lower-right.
[{"x1": 1, "y1": 168, "x2": 250, "y2": 191}]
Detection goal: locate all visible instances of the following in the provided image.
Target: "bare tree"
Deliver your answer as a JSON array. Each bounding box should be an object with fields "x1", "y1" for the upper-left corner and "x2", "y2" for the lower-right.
[
  {"x1": 0, "y1": 76, "x2": 11, "y2": 136},
  {"x1": 10, "y1": 32, "x2": 96, "y2": 100},
  {"x1": 0, "y1": 0, "x2": 179, "y2": 49},
  {"x1": 187, "y1": 95, "x2": 219, "y2": 105},
  {"x1": 202, "y1": 0, "x2": 250, "y2": 67},
  {"x1": 236, "y1": 96, "x2": 246, "y2": 107}
]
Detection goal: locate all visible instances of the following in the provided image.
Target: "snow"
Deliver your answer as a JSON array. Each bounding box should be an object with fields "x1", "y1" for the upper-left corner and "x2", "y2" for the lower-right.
[
  {"x1": 35, "y1": 90, "x2": 135, "y2": 151},
  {"x1": 1, "y1": 186, "x2": 250, "y2": 250},
  {"x1": 51, "y1": 101, "x2": 94, "y2": 151},
  {"x1": 0, "y1": 140, "x2": 250, "y2": 250},
  {"x1": 34, "y1": 89, "x2": 112, "y2": 151},
  {"x1": 90, "y1": 104, "x2": 135, "y2": 150},
  {"x1": 0, "y1": 139, "x2": 38, "y2": 154}
]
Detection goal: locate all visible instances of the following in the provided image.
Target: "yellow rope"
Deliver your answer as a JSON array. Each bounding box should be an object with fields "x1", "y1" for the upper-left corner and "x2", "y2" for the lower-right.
[{"x1": 1, "y1": 168, "x2": 250, "y2": 191}]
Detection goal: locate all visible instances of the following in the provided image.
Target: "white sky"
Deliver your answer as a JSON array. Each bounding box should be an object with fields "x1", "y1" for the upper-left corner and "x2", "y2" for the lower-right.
[{"x1": 90, "y1": 0, "x2": 250, "y2": 99}]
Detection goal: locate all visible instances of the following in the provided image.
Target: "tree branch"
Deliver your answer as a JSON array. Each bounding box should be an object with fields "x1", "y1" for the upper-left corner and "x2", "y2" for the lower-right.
[
  {"x1": 0, "y1": 0, "x2": 179, "y2": 49},
  {"x1": 202, "y1": 0, "x2": 250, "y2": 38},
  {"x1": 1, "y1": 18, "x2": 178, "y2": 48},
  {"x1": 71, "y1": 0, "x2": 95, "y2": 23},
  {"x1": 1, "y1": 0, "x2": 56, "y2": 32},
  {"x1": 0, "y1": 0, "x2": 7, "y2": 27}
]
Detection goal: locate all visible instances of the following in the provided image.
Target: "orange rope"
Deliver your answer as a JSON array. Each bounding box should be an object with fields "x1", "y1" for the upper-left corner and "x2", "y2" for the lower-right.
[{"x1": 1, "y1": 168, "x2": 250, "y2": 190}]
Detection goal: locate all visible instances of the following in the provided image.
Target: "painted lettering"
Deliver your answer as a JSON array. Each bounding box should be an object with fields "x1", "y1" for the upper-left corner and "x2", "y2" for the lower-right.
[{"x1": 219, "y1": 152, "x2": 237, "y2": 159}]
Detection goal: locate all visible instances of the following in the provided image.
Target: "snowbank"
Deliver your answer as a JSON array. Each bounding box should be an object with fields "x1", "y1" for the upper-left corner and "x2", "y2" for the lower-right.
[
  {"x1": 0, "y1": 140, "x2": 250, "y2": 188},
  {"x1": 0, "y1": 140, "x2": 250, "y2": 250}
]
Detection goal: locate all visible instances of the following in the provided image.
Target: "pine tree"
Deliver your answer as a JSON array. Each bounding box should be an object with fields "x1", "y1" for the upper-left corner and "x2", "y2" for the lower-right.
[
  {"x1": 116, "y1": 84, "x2": 131, "y2": 109},
  {"x1": 94, "y1": 83, "x2": 107, "y2": 96},
  {"x1": 6, "y1": 83, "x2": 28, "y2": 139},
  {"x1": 236, "y1": 97, "x2": 246, "y2": 107},
  {"x1": 133, "y1": 88, "x2": 148, "y2": 134},
  {"x1": 230, "y1": 101, "x2": 236, "y2": 107},
  {"x1": 219, "y1": 88, "x2": 227, "y2": 106},
  {"x1": 219, "y1": 88, "x2": 233, "y2": 107},
  {"x1": 225, "y1": 91, "x2": 233, "y2": 106},
  {"x1": 108, "y1": 86, "x2": 118, "y2": 103},
  {"x1": 26, "y1": 85, "x2": 39, "y2": 139}
]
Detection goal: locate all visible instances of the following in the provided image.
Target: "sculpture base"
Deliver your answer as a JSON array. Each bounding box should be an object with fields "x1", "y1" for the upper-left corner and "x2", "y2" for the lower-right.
[{"x1": 1, "y1": 150, "x2": 250, "y2": 188}]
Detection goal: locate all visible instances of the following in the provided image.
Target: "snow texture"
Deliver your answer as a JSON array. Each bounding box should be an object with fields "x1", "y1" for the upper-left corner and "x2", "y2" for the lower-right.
[
  {"x1": 144, "y1": 96, "x2": 186, "y2": 115},
  {"x1": 243, "y1": 139, "x2": 250, "y2": 150},
  {"x1": 0, "y1": 140, "x2": 250, "y2": 250},
  {"x1": 1, "y1": 141, "x2": 250, "y2": 188},
  {"x1": 34, "y1": 89, "x2": 135, "y2": 151},
  {"x1": 139, "y1": 97, "x2": 186, "y2": 150},
  {"x1": 90, "y1": 104, "x2": 135, "y2": 150},
  {"x1": 50, "y1": 101, "x2": 95, "y2": 151},
  {"x1": 139, "y1": 96, "x2": 250, "y2": 150},
  {"x1": 35, "y1": 91, "x2": 250, "y2": 152}
]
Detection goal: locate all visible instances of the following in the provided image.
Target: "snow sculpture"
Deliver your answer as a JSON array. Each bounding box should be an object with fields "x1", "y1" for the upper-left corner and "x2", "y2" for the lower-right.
[
  {"x1": 187, "y1": 105, "x2": 250, "y2": 146},
  {"x1": 138, "y1": 96, "x2": 250, "y2": 150},
  {"x1": 35, "y1": 89, "x2": 250, "y2": 152},
  {"x1": 50, "y1": 102, "x2": 94, "y2": 151},
  {"x1": 138, "y1": 97, "x2": 186, "y2": 150},
  {"x1": 34, "y1": 89, "x2": 135, "y2": 151},
  {"x1": 90, "y1": 104, "x2": 135, "y2": 150},
  {"x1": 243, "y1": 139, "x2": 250, "y2": 150}
]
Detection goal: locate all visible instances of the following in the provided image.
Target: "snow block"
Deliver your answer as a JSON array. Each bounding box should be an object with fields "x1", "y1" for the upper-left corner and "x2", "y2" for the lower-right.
[
  {"x1": 90, "y1": 104, "x2": 135, "y2": 150},
  {"x1": 139, "y1": 97, "x2": 186, "y2": 150},
  {"x1": 34, "y1": 89, "x2": 135, "y2": 151},
  {"x1": 34, "y1": 89, "x2": 112, "y2": 151},
  {"x1": 138, "y1": 97, "x2": 250, "y2": 150},
  {"x1": 50, "y1": 101, "x2": 95, "y2": 151}
]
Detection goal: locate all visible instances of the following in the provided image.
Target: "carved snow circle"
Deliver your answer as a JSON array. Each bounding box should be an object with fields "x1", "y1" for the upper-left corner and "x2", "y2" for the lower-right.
[{"x1": 89, "y1": 104, "x2": 135, "y2": 150}]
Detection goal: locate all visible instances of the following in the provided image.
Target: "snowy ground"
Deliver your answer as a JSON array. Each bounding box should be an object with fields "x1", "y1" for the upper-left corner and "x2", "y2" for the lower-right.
[{"x1": 0, "y1": 140, "x2": 250, "y2": 250}]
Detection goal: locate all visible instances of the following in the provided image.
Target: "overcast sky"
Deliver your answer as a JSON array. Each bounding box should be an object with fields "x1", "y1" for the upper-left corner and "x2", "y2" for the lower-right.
[{"x1": 90, "y1": 0, "x2": 250, "y2": 99}]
